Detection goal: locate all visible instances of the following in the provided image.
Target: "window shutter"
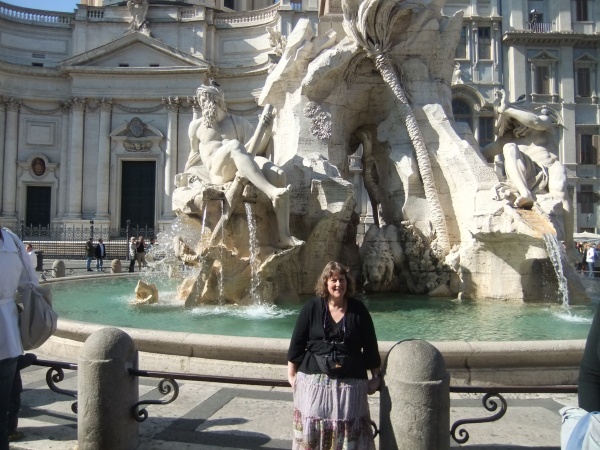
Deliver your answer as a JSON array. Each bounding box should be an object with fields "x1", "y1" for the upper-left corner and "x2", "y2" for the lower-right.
[{"x1": 594, "y1": 135, "x2": 600, "y2": 165}]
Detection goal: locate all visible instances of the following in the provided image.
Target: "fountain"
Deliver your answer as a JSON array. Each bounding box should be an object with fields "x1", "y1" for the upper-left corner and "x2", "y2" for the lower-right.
[
  {"x1": 163, "y1": 0, "x2": 588, "y2": 307},
  {"x1": 26, "y1": 0, "x2": 596, "y2": 393}
]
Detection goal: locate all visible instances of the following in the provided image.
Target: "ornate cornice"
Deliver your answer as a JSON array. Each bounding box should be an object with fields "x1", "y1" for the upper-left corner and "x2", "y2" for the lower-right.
[{"x1": 503, "y1": 31, "x2": 600, "y2": 47}]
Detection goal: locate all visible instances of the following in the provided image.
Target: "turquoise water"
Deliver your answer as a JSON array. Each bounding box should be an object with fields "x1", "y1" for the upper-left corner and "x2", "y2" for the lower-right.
[{"x1": 48, "y1": 276, "x2": 597, "y2": 341}]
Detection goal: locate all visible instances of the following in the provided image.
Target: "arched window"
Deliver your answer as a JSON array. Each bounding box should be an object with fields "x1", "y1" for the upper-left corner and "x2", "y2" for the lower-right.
[{"x1": 452, "y1": 99, "x2": 473, "y2": 131}]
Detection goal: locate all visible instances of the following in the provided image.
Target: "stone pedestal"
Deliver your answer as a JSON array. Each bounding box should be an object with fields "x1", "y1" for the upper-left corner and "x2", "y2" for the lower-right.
[
  {"x1": 380, "y1": 339, "x2": 450, "y2": 450},
  {"x1": 52, "y1": 260, "x2": 65, "y2": 278},
  {"x1": 78, "y1": 328, "x2": 139, "y2": 450}
]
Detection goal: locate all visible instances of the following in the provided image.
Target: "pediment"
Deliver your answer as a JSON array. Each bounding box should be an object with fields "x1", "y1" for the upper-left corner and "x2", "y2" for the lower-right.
[
  {"x1": 528, "y1": 50, "x2": 559, "y2": 63},
  {"x1": 60, "y1": 32, "x2": 210, "y2": 69},
  {"x1": 575, "y1": 53, "x2": 599, "y2": 64}
]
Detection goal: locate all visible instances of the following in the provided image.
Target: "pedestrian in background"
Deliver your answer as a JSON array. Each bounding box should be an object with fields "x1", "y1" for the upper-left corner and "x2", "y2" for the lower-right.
[
  {"x1": 94, "y1": 238, "x2": 106, "y2": 272},
  {"x1": 85, "y1": 237, "x2": 94, "y2": 272},
  {"x1": 136, "y1": 235, "x2": 147, "y2": 271},
  {"x1": 24, "y1": 244, "x2": 36, "y2": 270},
  {"x1": 586, "y1": 244, "x2": 598, "y2": 278},
  {"x1": 128, "y1": 237, "x2": 137, "y2": 273}
]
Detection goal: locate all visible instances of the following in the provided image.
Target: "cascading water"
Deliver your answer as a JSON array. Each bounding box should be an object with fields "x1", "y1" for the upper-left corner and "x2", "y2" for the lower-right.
[
  {"x1": 199, "y1": 202, "x2": 208, "y2": 254},
  {"x1": 217, "y1": 199, "x2": 225, "y2": 304},
  {"x1": 244, "y1": 202, "x2": 261, "y2": 304},
  {"x1": 542, "y1": 233, "x2": 569, "y2": 307}
]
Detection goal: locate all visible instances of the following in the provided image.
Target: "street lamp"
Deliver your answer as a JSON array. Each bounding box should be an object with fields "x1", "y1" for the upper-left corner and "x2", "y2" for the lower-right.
[{"x1": 126, "y1": 219, "x2": 131, "y2": 260}]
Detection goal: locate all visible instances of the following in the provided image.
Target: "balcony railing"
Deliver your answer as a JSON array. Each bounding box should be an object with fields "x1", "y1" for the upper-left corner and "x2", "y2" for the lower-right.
[
  {"x1": 0, "y1": 1, "x2": 73, "y2": 25},
  {"x1": 528, "y1": 22, "x2": 553, "y2": 33}
]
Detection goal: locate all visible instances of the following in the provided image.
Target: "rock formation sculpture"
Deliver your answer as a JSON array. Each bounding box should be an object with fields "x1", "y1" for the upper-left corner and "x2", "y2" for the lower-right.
[
  {"x1": 134, "y1": 280, "x2": 158, "y2": 304},
  {"x1": 166, "y1": 0, "x2": 587, "y2": 304},
  {"x1": 342, "y1": 0, "x2": 450, "y2": 256}
]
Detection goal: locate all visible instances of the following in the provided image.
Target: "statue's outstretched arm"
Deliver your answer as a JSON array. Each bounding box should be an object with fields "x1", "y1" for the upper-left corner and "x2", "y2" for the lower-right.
[
  {"x1": 500, "y1": 106, "x2": 553, "y2": 132},
  {"x1": 246, "y1": 106, "x2": 274, "y2": 157}
]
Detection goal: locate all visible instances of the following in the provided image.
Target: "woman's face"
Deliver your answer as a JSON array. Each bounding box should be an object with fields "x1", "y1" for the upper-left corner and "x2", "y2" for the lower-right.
[{"x1": 327, "y1": 271, "x2": 347, "y2": 301}]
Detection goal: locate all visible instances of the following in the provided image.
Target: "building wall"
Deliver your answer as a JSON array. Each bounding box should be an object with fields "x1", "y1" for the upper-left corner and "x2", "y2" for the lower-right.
[
  {"x1": 444, "y1": 0, "x2": 600, "y2": 236},
  {"x1": 0, "y1": 0, "x2": 597, "y2": 237}
]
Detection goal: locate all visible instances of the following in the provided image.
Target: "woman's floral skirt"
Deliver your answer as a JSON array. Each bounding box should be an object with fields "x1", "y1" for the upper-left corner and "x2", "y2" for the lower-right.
[{"x1": 292, "y1": 372, "x2": 375, "y2": 450}]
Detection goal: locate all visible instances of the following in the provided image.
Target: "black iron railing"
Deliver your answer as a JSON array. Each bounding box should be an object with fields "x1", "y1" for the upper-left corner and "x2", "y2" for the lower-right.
[
  {"x1": 450, "y1": 385, "x2": 577, "y2": 443},
  {"x1": 17, "y1": 223, "x2": 162, "y2": 260},
  {"x1": 33, "y1": 358, "x2": 577, "y2": 444}
]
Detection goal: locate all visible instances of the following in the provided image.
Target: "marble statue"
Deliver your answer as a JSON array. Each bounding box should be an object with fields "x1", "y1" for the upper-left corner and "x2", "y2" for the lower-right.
[
  {"x1": 481, "y1": 89, "x2": 575, "y2": 256},
  {"x1": 180, "y1": 84, "x2": 301, "y2": 249},
  {"x1": 127, "y1": 0, "x2": 149, "y2": 34},
  {"x1": 451, "y1": 62, "x2": 463, "y2": 85},
  {"x1": 266, "y1": 25, "x2": 287, "y2": 57},
  {"x1": 354, "y1": 127, "x2": 383, "y2": 228}
]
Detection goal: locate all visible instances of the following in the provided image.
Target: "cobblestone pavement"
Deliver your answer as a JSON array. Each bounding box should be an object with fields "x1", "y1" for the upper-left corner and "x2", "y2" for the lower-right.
[{"x1": 9, "y1": 356, "x2": 574, "y2": 450}]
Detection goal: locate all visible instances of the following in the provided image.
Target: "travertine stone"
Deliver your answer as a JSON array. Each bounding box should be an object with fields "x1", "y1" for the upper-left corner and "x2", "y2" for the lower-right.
[
  {"x1": 78, "y1": 328, "x2": 139, "y2": 450},
  {"x1": 380, "y1": 340, "x2": 450, "y2": 450}
]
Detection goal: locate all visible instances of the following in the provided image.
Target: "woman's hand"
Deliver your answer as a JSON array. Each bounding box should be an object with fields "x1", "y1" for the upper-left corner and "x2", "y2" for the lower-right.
[
  {"x1": 367, "y1": 376, "x2": 381, "y2": 395},
  {"x1": 287, "y1": 361, "x2": 297, "y2": 389},
  {"x1": 368, "y1": 369, "x2": 382, "y2": 395}
]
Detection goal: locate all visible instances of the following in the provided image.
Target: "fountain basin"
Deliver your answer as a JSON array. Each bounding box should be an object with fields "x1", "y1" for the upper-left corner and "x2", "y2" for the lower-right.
[
  {"x1": 43, "y1": 319, "x2": 584, "y2": 386},
  {"x1": 47, "y1": 276, "x2": 594, "y2": 341},
  {"x1": 39, "y1": 275, "x2": 593, "y2": 386}
]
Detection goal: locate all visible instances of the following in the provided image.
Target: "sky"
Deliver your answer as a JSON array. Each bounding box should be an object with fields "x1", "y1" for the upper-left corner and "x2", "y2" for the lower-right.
[{"x1": 4, "y1": 1, "x2": 80, "y2": 12}]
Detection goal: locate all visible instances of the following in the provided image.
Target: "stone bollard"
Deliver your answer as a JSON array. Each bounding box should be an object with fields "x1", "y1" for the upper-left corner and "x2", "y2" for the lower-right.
[
  {"x1": 52, "y1": 260, "x2": 66, "y2": 278},
  {"x1": 380, "y1": 339, "x2": 450, "y2": 450},
  {"x1": 111, "y1": 258, "x2": 122, "y2": 274},
  {"x1": 78, "y1": 328, "x2": 139, "y2": 450}
]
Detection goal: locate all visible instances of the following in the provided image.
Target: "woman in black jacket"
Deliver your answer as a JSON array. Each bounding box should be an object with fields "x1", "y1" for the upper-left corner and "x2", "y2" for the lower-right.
[{"x1": 287, "y1": 261, "x2": 381, "y2": 449}]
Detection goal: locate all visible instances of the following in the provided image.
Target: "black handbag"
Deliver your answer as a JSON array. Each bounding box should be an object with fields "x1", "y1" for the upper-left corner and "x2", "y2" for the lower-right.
[{"x1": 314, "y1": 349, "x2": 353, "y2": 377}]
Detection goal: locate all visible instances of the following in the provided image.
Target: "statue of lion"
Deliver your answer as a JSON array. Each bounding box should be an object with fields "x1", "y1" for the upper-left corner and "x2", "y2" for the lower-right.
[{"x1": 359, "y1": 224, "x2": 422, "y2": 293}]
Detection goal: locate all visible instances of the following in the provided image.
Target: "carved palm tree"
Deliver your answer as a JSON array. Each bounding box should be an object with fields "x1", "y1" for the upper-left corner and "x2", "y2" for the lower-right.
[{"x1": 342, "y1": 0, "x2": 450, "y2": 256}]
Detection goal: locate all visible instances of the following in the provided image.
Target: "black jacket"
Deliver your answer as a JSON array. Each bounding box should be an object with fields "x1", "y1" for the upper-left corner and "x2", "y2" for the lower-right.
[
  {"x1": 287, "y1": 296, "x2": 381, "y2": 379},
  {"x1": 94, "y1": 243, "x2": 106, "y2": 258}
]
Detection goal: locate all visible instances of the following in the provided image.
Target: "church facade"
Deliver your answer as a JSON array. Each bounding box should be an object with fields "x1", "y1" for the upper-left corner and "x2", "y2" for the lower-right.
[{"x1": 0, "y1": 0, "x2": 598, "y2": 236}]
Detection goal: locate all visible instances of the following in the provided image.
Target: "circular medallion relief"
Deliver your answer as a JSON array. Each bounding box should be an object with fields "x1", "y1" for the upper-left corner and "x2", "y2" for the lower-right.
[{"x1": 31, "y1": 157, "x2": 46, "y2": 177}]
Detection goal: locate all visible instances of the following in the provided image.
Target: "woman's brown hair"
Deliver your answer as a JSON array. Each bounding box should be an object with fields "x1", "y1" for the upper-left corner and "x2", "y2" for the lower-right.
[{"x1": 315, "y1": 261, "x2": 356, "y2": 299}]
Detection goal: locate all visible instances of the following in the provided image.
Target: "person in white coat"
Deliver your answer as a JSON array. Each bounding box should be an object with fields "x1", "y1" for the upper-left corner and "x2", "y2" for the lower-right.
[
  {"x1": 0, "y1": 227, "x2": 37, "y2": 450},
  {"x1": 25, "y1": 244, "x2": 36, "y2": 270}
]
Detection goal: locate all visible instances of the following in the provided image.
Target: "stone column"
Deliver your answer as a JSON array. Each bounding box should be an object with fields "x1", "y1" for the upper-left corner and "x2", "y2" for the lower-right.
[
  {"x1": 65, "y1": 98, "x2": 86, "y2": 219},
  {"x1": 1, "y1": 98, "x2": 20, "y2": 219},
  {"x1": 0, "y1": 98, "x2": 6, "y2": 213},
  {"x1": 188, "y1": 95, "x2": 200, "y2": 122},
  {"x1": 58, "y1": 102, "x2": 71, "y2": 218},
  {"x1": 379, "y1": 339, "x2": 450, "y2": 450},
  {"x1": 163, "y1": 97, "x2": 179, "y2": 220},
  {"x1": 95, "y1": 99, "x2": 113, "y2": 220},
  {"x1": 472, "y1": 21, "x2": 479, "y2": 74},
  {"x1": 78, "y1": 327, "x2": 139, "y2": 450}
]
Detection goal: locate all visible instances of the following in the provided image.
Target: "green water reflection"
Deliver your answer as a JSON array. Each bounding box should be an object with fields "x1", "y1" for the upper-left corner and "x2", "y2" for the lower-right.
[{"x1": 49, "y1": 277, "x2": 597, "y2": 341}]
